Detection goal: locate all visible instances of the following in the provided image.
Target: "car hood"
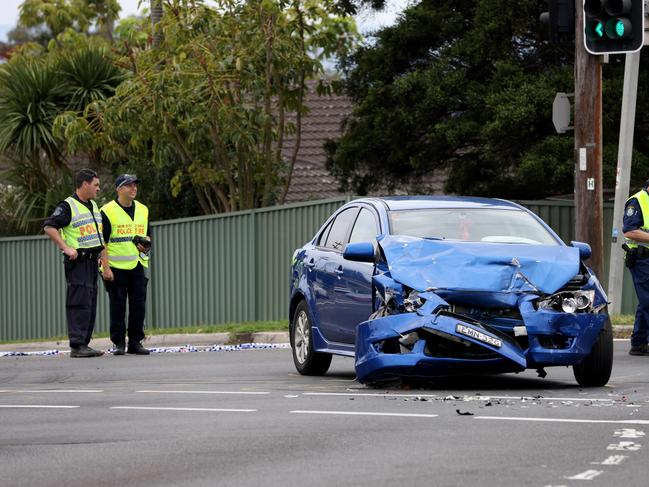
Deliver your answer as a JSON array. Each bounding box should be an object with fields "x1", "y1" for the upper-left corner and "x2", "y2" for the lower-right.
[{"x1": 378, "y1": 235, "x2": 579, "y2": 295}]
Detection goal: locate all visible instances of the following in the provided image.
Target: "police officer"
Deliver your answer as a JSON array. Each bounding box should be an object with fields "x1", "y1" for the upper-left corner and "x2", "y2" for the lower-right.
[
  {"x1": 623, "y1": 179, "x2": 649, "y2": 356},
  {"x1": 100, "y1": 174, "x2": 151, "y2": 355},
  {"x1": 43, "y1": 169, "x2": 105, "y2": 358}
]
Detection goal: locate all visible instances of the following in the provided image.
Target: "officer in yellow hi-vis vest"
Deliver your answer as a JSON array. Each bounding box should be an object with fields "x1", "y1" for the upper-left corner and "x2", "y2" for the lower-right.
[
  {"x1": 100, "y1": 174, "x2": 151, "y2": 355},
  {"x1": 43, "y1": 169, "x2": 105, "y2": 358},
  {"x1": 623, "y1": 180, "x2": 649, "y2": 356}
]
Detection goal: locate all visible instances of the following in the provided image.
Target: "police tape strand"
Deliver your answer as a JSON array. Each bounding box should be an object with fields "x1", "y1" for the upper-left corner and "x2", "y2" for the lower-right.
[{"x1": 0, "y1": 343, "x2": 291, "y2": 357}]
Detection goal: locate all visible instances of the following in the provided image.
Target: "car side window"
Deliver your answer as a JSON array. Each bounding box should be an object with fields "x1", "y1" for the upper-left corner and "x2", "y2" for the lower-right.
[
  {"x1": 324, "y1": 208, "x2": 359, "y2": 251},
  {"x1": 317, "y1": 220, "x2": 333, "y2": 247},
  {"x1": 349, "y1": 208, "x2": 379, "y2": 246}
]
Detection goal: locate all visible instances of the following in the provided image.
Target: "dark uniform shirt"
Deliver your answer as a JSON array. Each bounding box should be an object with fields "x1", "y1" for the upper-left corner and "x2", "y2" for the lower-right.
[
  {"x1": 623, "y1": 191, "x2": 646, "y2": 234},
  {"x1": 43, "y1": 193, "x2": 103, "y2": 252},
  {"x1": 100, "y1": 200, "x2": 151, "y2": 243}
]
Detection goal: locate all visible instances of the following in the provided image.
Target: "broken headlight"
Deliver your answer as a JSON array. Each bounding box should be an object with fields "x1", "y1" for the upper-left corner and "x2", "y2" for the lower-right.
[{"x1": 537, "y1": 290, "x2": 595, "y2": 313}]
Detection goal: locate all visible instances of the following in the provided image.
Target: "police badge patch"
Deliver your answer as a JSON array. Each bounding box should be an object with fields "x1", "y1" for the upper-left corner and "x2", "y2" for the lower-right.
[
  {"x1": 52, "y1": 207, "x2": 63, "y2": 217},
  {"x1": 627, "y1": 206, "x2": 636, "y2": 217}
]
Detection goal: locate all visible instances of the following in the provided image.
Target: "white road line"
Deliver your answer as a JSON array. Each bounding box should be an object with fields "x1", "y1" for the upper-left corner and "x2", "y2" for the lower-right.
[
  {"x1": 475, "y1": 416, "x2": 649, "y2": 425},
  {"x1": 302, "y1": 392, "x2": 613, "y2": 402},
  {"x1": 565, "y1": 470, "x2": 604, "y2": 480},
  {"x1": 136, "y1": 390, "x2": 269, "y2": 395},
  {"x1": 591, "y1": 455, "x2": 627, "y2": 465},
  {"x1": 0, "y1": 405, "x2": 80, "y2": 409},
  {"x1": 0, "y1": 389, "x2": 104, "y2": 393},
  {"x1": 110, "y1": 406, "x2": 256, "y2": 412},
  {"x1": 290, "y1": 410, "x2": 438, "y2": 418}
]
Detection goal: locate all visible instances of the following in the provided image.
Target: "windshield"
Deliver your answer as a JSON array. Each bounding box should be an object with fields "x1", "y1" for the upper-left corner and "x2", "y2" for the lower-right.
[{"x1": 388, "y1": 208, "x2": 559, "y2": 245}]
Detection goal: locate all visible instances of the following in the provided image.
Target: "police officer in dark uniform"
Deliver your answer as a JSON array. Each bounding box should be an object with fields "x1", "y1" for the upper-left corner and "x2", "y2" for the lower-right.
[
  {"x1": 623, "y1": 179, "x2": 649, "y2": 356},
  {"x1": 43, "y1": 169, "x2": 105, "y2": 358}
]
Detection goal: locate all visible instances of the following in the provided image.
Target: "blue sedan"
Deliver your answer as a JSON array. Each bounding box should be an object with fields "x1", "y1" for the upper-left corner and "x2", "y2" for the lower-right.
[{"x1": 289, "y1": 197, "x2": 613, "y2": 386}]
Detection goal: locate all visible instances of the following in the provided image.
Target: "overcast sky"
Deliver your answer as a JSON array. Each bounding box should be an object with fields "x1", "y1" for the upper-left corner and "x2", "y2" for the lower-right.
[{"x1": 1, "y1": 0, "x2": 409, "y2": 33}]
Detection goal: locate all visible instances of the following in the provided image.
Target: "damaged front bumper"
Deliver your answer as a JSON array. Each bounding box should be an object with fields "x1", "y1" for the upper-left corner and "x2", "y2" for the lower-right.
[{"x1": 355, "y1": 301, "x2": 608, "y2": 384}]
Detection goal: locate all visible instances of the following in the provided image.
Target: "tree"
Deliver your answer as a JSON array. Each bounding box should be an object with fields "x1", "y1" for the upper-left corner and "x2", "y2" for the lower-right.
[
  {"x1": 0, "y1": 38, "x2": 125, "y2": 232},
  {"x1": 58, "y1": 0, "x2": 358, "y2": 214},
  {"x1": 327, "y1": 0, "x2": 649, "y2": 199},
  {"x1": 17, "y1": 0, "x2": 121, "y2": 41}
]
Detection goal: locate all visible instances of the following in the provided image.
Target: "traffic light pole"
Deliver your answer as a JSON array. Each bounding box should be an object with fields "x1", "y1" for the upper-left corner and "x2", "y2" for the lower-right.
[
  {"x1": 574, "y1": 2, "x2": 605, "y2": 279},
  {"x1": 608, "y1": 51, "x2": 641, "y2": 314}
]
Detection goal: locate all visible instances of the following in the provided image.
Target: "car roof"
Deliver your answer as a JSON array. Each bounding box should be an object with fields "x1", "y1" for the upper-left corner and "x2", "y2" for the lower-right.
[{"x1": 353, "y1": 196, "x2": 523, "y2": 212}]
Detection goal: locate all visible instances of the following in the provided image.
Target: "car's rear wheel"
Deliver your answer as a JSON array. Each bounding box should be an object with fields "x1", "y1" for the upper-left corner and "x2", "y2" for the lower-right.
[
  {"x1": 573, "y1": 315, "x2": 613, "y2": 387},
  {"x1": 292, "y1": 301, "x2": 332, "y2": 375}
]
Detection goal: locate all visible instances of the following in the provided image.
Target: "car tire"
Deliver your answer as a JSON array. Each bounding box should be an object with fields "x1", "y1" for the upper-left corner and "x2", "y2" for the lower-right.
[
  {"x1": 291, "y1": 301, "x2": 332, "y2": 376},
  {"x1": 573, "y1": 315, "x2": 613, "y2": 387}
]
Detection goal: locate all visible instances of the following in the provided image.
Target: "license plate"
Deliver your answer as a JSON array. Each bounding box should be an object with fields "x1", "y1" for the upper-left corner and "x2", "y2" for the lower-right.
[{"x1": 455, "y1": 324, "x2": 502, "y2": 348}]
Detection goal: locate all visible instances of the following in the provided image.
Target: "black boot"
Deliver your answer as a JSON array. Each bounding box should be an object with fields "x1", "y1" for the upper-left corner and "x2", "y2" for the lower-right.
[{"x1": 127, "y1": 342, "x2": 150, "y2": 355}]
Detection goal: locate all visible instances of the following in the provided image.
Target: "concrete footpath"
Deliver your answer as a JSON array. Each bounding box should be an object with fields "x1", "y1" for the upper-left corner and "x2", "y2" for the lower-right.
[
  {"x1": 0, "y1": 332, "x2": 290, "y2": 354},
  {"x1": 0, "y1": 326, "x2": 634, "y2": 354}
]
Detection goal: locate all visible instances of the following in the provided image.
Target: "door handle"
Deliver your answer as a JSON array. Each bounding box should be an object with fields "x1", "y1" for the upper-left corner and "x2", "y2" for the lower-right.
[
  {"x1": 306, "y1": 259, "x2": 316, "y2": 269},
  {"x1": 335, "y1": 267, "x2": 344, "y2": 276}
]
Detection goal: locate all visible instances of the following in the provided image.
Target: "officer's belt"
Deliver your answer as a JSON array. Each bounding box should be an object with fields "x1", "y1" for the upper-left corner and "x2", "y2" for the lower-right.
[
  {"x1": 635, "y1": 246, "x2": 649, "y2": 260},
  {"x1": 73, "y1": 249, "x2": 102, "y2": 261}
]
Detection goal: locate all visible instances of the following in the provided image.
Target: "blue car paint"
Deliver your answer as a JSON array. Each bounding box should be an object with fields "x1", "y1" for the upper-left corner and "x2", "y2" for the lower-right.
[{"x1": 289, "y1": 197, "x2": 610, "y2": 383}]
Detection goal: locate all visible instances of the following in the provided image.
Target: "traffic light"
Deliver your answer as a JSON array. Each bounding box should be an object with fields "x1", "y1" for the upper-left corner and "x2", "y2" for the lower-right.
[
  {"x1": 540, "y1": 0, "x2": 575, "y2": 43},
  {"x1": 583, "y1": 0, "x2": 645, "y2": 54}
]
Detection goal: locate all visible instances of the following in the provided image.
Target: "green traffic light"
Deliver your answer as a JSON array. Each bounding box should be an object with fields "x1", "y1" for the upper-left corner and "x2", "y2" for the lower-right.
[
  {"x1": 595, "y1": 21, "x2": 604, "y2": 37},
  {"x1": 615, "y1": 20, "x2": 625, "y2": 37}
]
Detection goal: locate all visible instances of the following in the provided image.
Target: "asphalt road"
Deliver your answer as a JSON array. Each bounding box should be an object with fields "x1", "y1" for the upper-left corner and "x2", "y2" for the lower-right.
[{"x1": 0, "y1": 341, "x2": 647, "y2": 487}]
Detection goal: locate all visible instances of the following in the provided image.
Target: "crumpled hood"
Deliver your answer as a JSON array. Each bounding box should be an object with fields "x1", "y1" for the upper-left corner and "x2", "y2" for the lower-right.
[{"x1": 378, "y1": 235, "x2": 580, "y2": 295}]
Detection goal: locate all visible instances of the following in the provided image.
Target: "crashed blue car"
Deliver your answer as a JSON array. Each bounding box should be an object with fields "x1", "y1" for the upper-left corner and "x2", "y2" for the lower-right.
[{"x1": 289, "y1": 197, "x2": 613, "y2": 387}]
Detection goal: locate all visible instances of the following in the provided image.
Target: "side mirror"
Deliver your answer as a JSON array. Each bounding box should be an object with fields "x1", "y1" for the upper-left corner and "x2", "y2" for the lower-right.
[
  {"x1": 343, "y1": 242, "x2": 375, "y2": 263},
  {"x1": 570, "y1": 241, "x2": 592, "y2": 260}
]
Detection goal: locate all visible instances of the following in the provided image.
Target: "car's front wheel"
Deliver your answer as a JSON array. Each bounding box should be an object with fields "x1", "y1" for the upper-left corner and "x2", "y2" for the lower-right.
[
  {"x1": 573, "y1": 315, "x2": 613, "y2": 387},
  {"x1": 291, "y1": 301, "x2": 332, "y2": 375}
]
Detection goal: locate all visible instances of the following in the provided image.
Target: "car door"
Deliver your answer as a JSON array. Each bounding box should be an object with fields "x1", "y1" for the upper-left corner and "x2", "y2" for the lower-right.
[
  {"x1": 334, "y1": 207, "x2": 379, "y2": 344},
  {"x1": 307, "y1": 207, "x2": 360, "y2": 344}
]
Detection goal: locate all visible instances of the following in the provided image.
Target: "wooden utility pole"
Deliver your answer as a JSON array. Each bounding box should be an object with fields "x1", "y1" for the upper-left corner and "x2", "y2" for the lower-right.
[{"x1": 574, "y1": 2, "x2": 604, "y2": 278}]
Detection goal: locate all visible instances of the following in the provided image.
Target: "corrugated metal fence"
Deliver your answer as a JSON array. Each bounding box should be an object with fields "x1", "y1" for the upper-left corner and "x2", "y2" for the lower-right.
[{"x1": 0, "y1": 197, "x2": 637, "y2": 341}]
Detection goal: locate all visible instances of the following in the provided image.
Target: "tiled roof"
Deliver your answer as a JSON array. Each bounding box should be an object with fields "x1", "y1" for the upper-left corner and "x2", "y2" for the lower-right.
[{"x1": 281, "y1": 83, "x2": 352, "y2": 203}]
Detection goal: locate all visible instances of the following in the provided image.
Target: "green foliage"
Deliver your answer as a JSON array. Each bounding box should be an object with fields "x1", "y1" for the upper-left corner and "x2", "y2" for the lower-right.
[
  {"x1": 70, "y1": 0, "x2": 358, "y2": 214},
  {"x1": 18, "y1": 0, "x2": 121, "y2": 40},
  {"x1": 328, "y1": 0, "x2": 649, "y2": 199}
]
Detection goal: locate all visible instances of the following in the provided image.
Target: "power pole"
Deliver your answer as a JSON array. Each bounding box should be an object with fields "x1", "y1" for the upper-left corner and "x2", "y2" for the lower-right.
[{"x1": 574, "y1": 1, "x2": 604, "y2": 278}]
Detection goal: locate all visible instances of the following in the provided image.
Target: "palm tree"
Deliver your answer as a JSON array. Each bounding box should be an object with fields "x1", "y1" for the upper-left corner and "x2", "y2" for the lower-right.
[{"x1": 151, "y1": 0, "x2": 164, "y2": 47}]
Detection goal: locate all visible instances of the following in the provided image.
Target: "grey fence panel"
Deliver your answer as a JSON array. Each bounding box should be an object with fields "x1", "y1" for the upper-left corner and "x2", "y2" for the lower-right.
[{"x1": 0, "y1": 196, "x2": 637, "y2": 342}]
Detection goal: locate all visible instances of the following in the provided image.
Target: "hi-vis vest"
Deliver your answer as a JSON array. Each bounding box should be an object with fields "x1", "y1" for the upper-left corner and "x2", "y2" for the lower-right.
[
  {"x1": 625, "y1": 189, "x2": 649, "y2": 249},
  {"x1": 101, "y1": 200, "x2": 149, "y2": 269},
  {"x1": 60, "y1": 197, "x2": 103, "y2": 249}
]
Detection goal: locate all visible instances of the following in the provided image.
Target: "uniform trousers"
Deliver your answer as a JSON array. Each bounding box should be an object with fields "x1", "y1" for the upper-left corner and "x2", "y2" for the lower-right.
[
  {"x1": 64, "y1": 258, "x2": 99, "y2": 348},
  {"x1": 629, "y1": 258, "x2": 649, "y2": 347},
  {"x1": 105, "y1": 263, "x2": 148, "y2": 345}
]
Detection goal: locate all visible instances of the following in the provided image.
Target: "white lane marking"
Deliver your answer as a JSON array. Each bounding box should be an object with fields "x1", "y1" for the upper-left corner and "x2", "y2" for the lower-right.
[
  {"x1": 0, "y1": 389, "x2": 103, "y2": 393},
  {"x1": 475, "y1": 416, "x2": 649, "y2": 425},
  {"x1": 136, "y1": 390, "x2": 269, "y2": 395},
  {"x1": 591, "y1": 455, "x2": 627, "y2": 465},
  {"x1": 111, "y1": 406, "x2": 256, "y2": 412},
  {"x1": 607, "y1": 441, "x2": 642, "y2": 451},
  {"x1": 290, "y1": 410, "x2": 438, "y2": 418},
  {"x1": 0, "y1": 405, "x2": 80, "y2": 409},
  {"x1": 615, "y1": 428, "x2": 645, "y2": 438},
  {"x1": 565, "y1": 470, "x2": 603, "y2": 480},
  {"x1": 303, "y1": 392, "x2": 613, "y2": 402}
]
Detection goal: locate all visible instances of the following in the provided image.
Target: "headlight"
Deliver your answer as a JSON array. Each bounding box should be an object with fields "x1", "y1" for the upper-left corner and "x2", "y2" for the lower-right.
[
  {"x1": 538, "y1": 290, "x2": 595, "y2": 313},
  {"x1": 561, "y1": 297, "x2": 577, "y2": 313}
]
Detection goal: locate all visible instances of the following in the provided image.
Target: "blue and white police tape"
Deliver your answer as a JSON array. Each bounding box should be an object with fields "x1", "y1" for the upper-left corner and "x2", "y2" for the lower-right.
[{"x1": 1, "y1": 343, "x2": 290, "y2": 357}]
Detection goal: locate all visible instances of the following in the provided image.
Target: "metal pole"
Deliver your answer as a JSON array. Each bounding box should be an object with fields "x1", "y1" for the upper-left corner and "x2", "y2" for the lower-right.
[
  {"x1": 574, "y1": 1, "x2": 604, "y2": 278},
  {"x1": 608, "y1": 51, "x2": 641, "y2": 314}
]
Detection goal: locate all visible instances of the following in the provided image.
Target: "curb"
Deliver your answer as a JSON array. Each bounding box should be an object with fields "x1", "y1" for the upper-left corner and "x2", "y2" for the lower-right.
[{"x1": 0, "y1": 331, "x2": 290, "y2": 354}]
